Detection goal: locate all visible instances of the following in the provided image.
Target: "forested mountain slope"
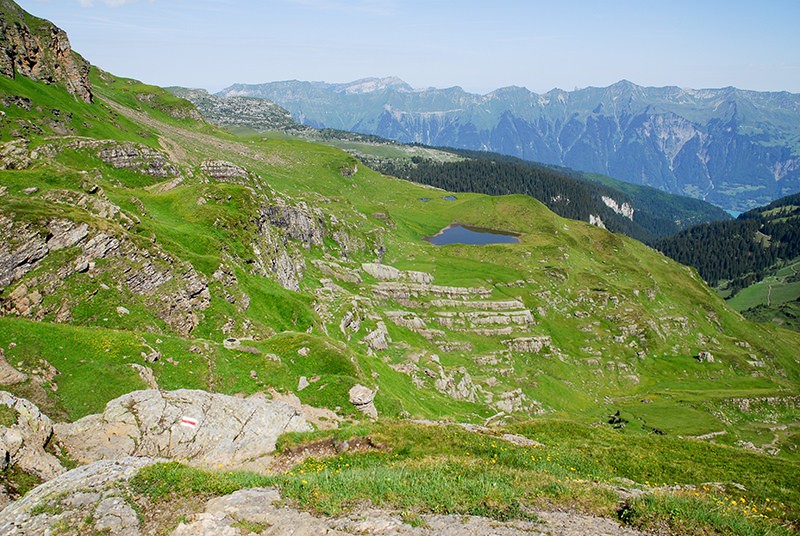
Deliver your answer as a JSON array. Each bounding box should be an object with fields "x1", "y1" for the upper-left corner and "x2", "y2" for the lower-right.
[{"x1": 656, "y1": 193, "x2": 800, "y2": 330}]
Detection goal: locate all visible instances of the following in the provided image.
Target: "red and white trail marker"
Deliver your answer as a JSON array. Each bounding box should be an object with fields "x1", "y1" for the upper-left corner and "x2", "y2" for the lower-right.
[{"x1": 180, "y1": 416, "x2": 198, "y2": 429}]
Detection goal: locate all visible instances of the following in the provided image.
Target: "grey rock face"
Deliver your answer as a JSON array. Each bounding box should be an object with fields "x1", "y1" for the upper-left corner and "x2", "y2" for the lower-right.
[
  {"x1": 696, "y1": 351, "x2": 715, "y2": 363},
  {"x1": 97, "y1": 142, "x2": 181, "y2": 178},
  {"x1": 0, "y1": 391, "x2": 65, "y2": 480},
  {"x1": 0, "y1": 211, "x2": 209, "y2": 335},
  {"x1": 0, "y1": 457, "x2": 156, "y2": 535},
  {"x1": 43, "y1": 218, "x2": 90, "y2": 250},
  {"x1": 503, "y1": 336, "x2": 551, "y2": 354},
  {"x1": 263, "y1": 200, "x2": 325, "y2": 249},
  {"x1": 362, "y1": 263, "x2": 433, "y2": 285},
  {"x1": 0, "y1": 0, "x2": 93, "y2": 102},
  {"x1": 93, "y1": 496, "x2": 140, "y2": 535},
  {"x1": 251, "y1": 226, "x2": 305, "y2": 291},
  {"x1": 200, "y1": 159, "x2": 250, "y2": 181},
  {"x1": 55, "y1": 389, "x2": 311, "y2": 468},
  {"x1": 362, "y1": 321, "x2": 390, "y2": 352},
  {"x1": 0, "y1": 215, "x2": 49, "y2": 290},
  {"x1": 0, "y1": 139, "x2": 32, "y2": 170}
]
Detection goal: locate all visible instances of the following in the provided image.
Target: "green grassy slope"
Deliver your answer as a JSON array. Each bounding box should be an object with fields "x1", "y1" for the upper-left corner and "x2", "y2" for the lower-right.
[
  {"x1": 1, "y1": 60, "x2": 799, "y2": 533},
  {"x1": 2, "y1": 67, "x2": 799, "y2": 438}
]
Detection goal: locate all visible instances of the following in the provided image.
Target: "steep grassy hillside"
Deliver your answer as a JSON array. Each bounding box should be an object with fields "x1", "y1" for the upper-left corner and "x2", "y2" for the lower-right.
[{"x1": 1, "y1": 6, "x2": 799, "y2": 530}]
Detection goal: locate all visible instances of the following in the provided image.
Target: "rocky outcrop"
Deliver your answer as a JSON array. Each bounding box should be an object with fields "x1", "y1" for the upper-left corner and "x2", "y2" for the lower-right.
[
  {"x1": 54, "y1": 389, "x2": 311, "y2": 468},
  {"x1": 0, "y1": 457, "x2": 157, "y2": 535},
  {"x1": 362, "y1": 321, "x2": 390, "y2": 352},
  {"x1": 433, "y1": 366, "x2": 480, "y2": 403},
  {"x1": 602, "y1": 196, "x2": 635, "y2": 220},
  {"x1": 42, "y1": 189, "x2": 137, "y2": 229},
  {"x1": 430, "y1": 298, "x2": 525, "y2": 310},
  {"x1": 262, "y1": 200, "x2": 325, "y2": 249},
  {"x1": 362, "y1": 262, "x2": 433, "y2": 284},
  {"x1": 122, "y1": 259, "x2": 209, "y2": 336},
  {"x1": 0, "y1": 392, "x2": 65, "y2": 481},
  {"x1": 503, "y1": 336, "x2": 552, "y2": 354},
  {"x1": 0, "y1": 0, "x2": 93, "y2": 102},
  {"x1": 695, "y1": 351, "x2": 715, "y2": 363},
  {"x1": 312, "y1": 259, "x2": 363, "y2": 284},
  {"x1": 251, "y1": 199, "x2": 348, "y2": 290},
  {"x1": 40, "y1": 138, "x2": 180, "y2": 176},
  {"x1": 252, "y1": 226, "x2": 305, "y2": 291},
  {"x1": 0, "y1": 139, "x2": 31, "y2": 170},
  {"x1": 97, "y1": 142, "x2": 181, "y2": 178},
  {"x1": 0, "y1": 216, "x2": 85, "y2": 290},
  {"x1": 372, "y1": 282, "x2": 492, "y2": 303},
  {"x1": 200, "y1": 159, "x2": 249, "y2": 181},
  {"x1": 0, "y1": 213, "x2": 209, "y2": 335},
  {"x1": 492, "y1": 388, "x2": 546, "y2": 415}
]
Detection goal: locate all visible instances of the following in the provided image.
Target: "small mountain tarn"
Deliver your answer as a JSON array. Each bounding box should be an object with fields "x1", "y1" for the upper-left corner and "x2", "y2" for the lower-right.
[{"x1": 426, "y1": 223, "x2": 521, "y2": 246}]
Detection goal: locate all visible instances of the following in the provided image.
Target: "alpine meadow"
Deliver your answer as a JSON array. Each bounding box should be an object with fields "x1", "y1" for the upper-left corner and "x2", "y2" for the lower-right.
[{"x1": 0, "y1": 1, "x2": 799, "y2": 535}]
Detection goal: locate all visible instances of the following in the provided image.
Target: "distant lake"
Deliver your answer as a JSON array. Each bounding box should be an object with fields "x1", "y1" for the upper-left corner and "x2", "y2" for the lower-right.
[{"x1": 426, "y1": 223, "x2": 520, "y2": 246}]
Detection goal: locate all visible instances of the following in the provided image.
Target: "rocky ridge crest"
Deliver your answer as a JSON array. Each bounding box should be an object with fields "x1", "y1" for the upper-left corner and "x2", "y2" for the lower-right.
[{"x1": 0, "y1": 0, "x2": 93, "y2": 102}]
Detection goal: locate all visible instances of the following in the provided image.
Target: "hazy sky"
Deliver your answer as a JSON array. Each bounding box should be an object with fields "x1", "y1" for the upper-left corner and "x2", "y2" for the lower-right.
[{"x1": 19, "y1": 0, "x2": 800, "y2": 94}]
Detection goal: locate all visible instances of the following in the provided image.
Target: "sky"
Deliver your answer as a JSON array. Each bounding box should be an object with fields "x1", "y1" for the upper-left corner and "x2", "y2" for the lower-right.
[{"x1": 18, "y1": 0, "x2": 800, "y2": 95}]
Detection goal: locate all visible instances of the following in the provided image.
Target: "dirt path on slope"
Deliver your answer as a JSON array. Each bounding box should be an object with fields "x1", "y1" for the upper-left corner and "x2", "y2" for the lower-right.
[{"x1": 101, "y1": 97, "x2": 289, "y2": 168}]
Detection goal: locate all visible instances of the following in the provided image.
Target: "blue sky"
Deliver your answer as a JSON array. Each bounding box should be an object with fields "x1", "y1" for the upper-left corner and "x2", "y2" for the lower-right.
[{"x1": 19, "y1": 0, "x2": 800, "y2": 94}]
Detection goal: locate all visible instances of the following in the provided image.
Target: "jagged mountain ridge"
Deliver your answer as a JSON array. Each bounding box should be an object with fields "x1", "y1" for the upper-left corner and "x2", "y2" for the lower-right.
[{"x1": 219, "y1": 78, "x2": 800, "y2": 212}]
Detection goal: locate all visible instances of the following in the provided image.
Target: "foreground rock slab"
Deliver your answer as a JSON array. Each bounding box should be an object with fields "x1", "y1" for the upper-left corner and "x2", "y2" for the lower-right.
[
  {"x1": 54, "y1": 389, "x2": 311, "y2": 469},
  {"x1": 0, "y1": 457, "x2": 157, "y2": 535}
]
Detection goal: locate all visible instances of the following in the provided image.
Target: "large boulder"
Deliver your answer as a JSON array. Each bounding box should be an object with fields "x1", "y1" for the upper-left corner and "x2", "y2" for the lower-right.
[
  {"x1": 349, "y1": 384, "x2": 378, "y2": 419},
  {"x1": 54, "y1": 389, "x2": 312, "y2": 468}
]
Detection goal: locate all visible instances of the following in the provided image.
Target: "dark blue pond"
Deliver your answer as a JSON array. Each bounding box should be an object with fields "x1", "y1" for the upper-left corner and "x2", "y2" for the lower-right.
[{"x1": 426, "y1": 223, "x2": 520, "y2": 246}]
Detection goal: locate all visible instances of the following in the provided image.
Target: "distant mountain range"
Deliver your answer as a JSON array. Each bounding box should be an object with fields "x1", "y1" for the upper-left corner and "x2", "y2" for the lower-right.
[{"x1": 218, "y1": 78, "x2": 800, "y2": 212}]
